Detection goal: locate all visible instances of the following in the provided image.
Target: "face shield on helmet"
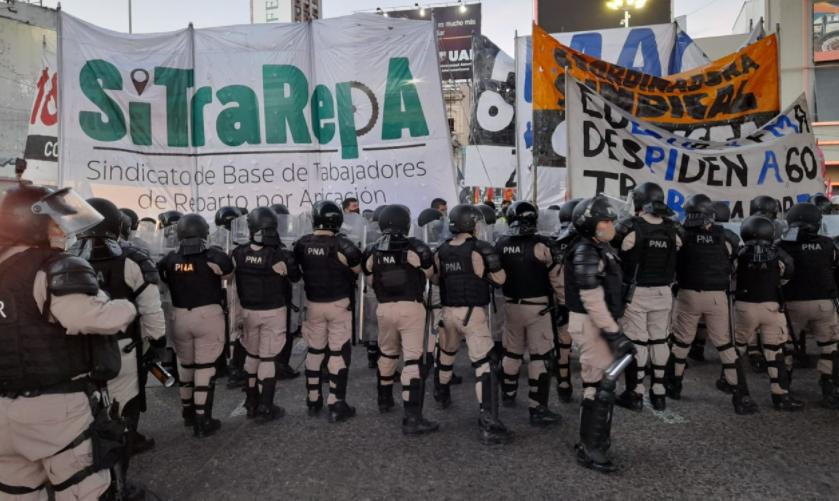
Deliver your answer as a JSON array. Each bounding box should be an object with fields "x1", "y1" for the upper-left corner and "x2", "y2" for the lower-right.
[{"x1": 30, "y1": 187, "x2": 104, "y2": 237}]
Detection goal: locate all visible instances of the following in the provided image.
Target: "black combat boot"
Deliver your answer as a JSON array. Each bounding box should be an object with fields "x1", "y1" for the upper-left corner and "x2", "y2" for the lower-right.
[
  {"x1": 377, "y1": 373, "x2": 395, "y2": 413},
  {"x1": 575, "y1": 397, "x2": 616, "y2": 473},
  {"x1": 648, "y1": 389, "x2": 666, "y2": 411},
  {"x1": 182, "y1": 399, "x2": 195, "y2": 427},
  {"x1": 244, "y1": 385, "x2": 259, "y2": 419},
  {"x1": 402, "y1": 379, "x2": 439, "y2": 436},
  {"x1": 307, "y1": 395, "x2": 323, "y2": 416},
  {"x1": 328, "y1": 369, "x2": 356, "y2": 423},
  {"x1": 716, "y1": 365, "x2": 734, "y2": 394},
  {"x1": 665, "y1": 375, "x2": 682, "y2": 400},
  {"x1": 477, "y1": 373, "x2": 513, "y2": 445},
  {"x1": 615, "y1": 360, "x2": 643, "y2": 411},
  {"x1": 193, "y1": 412, "x2": 221, "y2": 438},
  {"x1": 433, "y1": 369, "x2": 452, "y2": 409},
  {"x1": 771, "y1": 353, "x2": 804, "y2": 411},
  {"x1": 529, "y1": 373, "x2": 560, "y2": 427},
  {"x1": 731, "y1": 388, "x2": 758, "y2": 415},
  {"x1": 256, "y1": 378, "x2": 285, "y2": 423}
]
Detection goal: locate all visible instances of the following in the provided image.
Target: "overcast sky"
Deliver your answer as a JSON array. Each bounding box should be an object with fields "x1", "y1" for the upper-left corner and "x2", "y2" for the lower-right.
[{"x1": 36, "y1": 0, "x2": 748, "y2": 54}]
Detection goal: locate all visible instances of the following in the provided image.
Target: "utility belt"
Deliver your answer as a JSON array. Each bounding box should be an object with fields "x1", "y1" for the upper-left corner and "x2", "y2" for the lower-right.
[
  {"x1": 504, "y1": 298, "x2": 549, "y2": 306},
  {"x1": 0, "y1": 377, "x2": 93, "y2": 399}
]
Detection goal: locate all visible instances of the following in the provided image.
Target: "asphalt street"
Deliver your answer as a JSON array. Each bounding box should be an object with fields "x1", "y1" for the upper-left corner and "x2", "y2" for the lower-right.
[{"x1": 132, "y1": 341, "x2": 839, "y2": 500}]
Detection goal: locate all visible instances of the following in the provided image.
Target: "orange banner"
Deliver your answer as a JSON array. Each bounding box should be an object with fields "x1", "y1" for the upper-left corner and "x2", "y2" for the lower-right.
[{"x1": 532, "y1": 24, "x2": 780, "y2": 166}]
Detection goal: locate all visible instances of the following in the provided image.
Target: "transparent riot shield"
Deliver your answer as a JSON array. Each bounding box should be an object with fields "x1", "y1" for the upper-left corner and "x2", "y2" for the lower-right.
[
  {"x1": 421, "y1": 218, "x2": 450, "y2": 251},
  {"x1": 208, "y1": 226, "x2": 231, "y2": 252},
  {"x1": 356, "y1": 219, "x2": 382, "y2": 344},
  {"x1": 602, "y1": 194, "x2": 634, "y2": 220},
  {"x1": 277, "y1": 213, "x2": 299, "y2": 248},
  {"x1": 474, "y1": 215, "x2": 494, "y2": 243},
  {"x1": 493, "y1": 219, "x2": 509, "y2": 241},
  {"x1": 135, "y1": 220, "x2": 164, "y2": 259},
  {"x1": 821, "y1": 215, "x2": 839, "y2": 237},
  {"x1": 230, "y1": 215, "x2": 249, "y2": 246},
  {"x1": 296, "y1": 212, "x2": 313, "y2": 237},
  {"x1": 537, "y1": 209, "x2": 561, "y2": 236},
  {"x1": 161, "y1": 225, "x2": 179, "y2": 255},
  {"x1": 341, "y1": 212, "x2": 365, "y2": 247}
]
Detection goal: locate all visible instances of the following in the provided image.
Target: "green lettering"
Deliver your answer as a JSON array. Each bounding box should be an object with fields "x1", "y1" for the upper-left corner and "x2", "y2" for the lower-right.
[
  {"x1": 311, "y1": 84, "x2": 335, "y2": 144},
  {"x1": 216, "y1": 85, "x2": 261, "y2": 147},
  {"x1": 381, "y1": 57, "x2": 429, "y2": 140},
  {"x1": 191, "y1": 86, "x2": 212, "y2": 147},
  {"x1": 129, "y1": 102, "x2": 151, "y2": 145},
  {"x1": 78, "y1": 59, "x2": 126, "y2": 141},
  {"x1": 335, "y1": 82, "x2": 358, "y2": 159},
  {"x1": 154, "y1": 67, "x2": 193, "y2": 147},
  {"x1": 263, "y1": 65, "x2": 311, "y2": 144}
]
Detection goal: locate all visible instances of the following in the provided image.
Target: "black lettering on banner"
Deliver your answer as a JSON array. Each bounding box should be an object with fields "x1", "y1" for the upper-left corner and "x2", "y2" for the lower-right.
[
  {"x1": 707, "y1": 84, "x2": 734, "y2": 119},
  {"x1": 583, "y1": 120, "x2": 604, "y2": 157},
  {"x1": 741, "y1": 54, "x2": 760, "y2": 74},
  {"x1": 687, "y1": 74, "x2": 704, "y2": 92},
  {"x1": 731, "y1": 80, "x2": 758, "y2": 114},
  {"x1": 605, "y1": 103, "x2": 629, "y2": 129},
  {"x1": 785, "y1": 146, "x2": 819, "y2": 183},
  {"x1": 794, "y1": 104, "x2": 811, "y2": 133},
  {"x1": 705, "y1": 157, "x2": 723, "y2": 186},
  {"x1": 721, "y1": 155, "x2": 748, "y2": 187},
  {"x1": 604, "y1": 129, "x2": 619, "y2": 161},
  {"x1": 623, "y1": 69, "x2": 642, "y2": 89},
  {"x1": 684, "y1": 93, "x2": 709, "y2": 120},
  {"x1": 599, "y1": 82, "x2": 634, "y2": 114},
  {"x1": 705, "y1": 71, "x2": 722, "y2": 87},
  {"x1": 579, "y1": 85, "x2": 602, "y2": 119},
  {"x1": 667, "y1": 95, "x2": 684, "y2": 119},
  {"x1": 721, "y1": 61, "x2": 741, "y2": 81},
  {"x1": 583, "y1": 170, "x2": 618, "y2": 193},
  {"x1": 678, "y1": 155, "x2": 705, "y2": 184},
  {"x1": 553, "y1": 48, "x2": 571, "y2": 68},
  {"x1": 622, "y1": 138, "x2": 644, "y2": 169},
  {"x1": 730, "y1": 201, "x2": 744, "y2": 220},
  {"x1": 636, "y1": 93, "x2": 668, "y2": 118},
  {"x1": 619, "y1": 173, "x2": 637, "y2": 197}
]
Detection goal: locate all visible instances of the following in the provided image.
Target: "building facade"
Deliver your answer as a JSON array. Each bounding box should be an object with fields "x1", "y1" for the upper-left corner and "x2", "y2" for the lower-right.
[{"x1": 251, "y1": 0, "x2": 320, "y2": 23}]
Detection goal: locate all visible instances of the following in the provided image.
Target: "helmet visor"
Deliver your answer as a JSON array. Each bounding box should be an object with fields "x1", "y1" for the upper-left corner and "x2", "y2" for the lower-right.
[{"x1": 30, "y1": 187, "x2": 103, "y2": 236}]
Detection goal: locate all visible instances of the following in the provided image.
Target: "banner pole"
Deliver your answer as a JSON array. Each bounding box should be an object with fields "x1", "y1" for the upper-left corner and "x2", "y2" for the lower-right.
[
  {"x1": 56, "y1": 4, "x2": 64, "y2": 188},
  {"x1": 564, "y1": 66, "x2": 571, "y2": 201},
  {"x1": 514, "y1": 30, "x2": 522, "y2": 201}
]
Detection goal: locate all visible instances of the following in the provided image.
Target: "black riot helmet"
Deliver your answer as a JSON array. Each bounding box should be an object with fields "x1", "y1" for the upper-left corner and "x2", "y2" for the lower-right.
[
  {"x1": 177, "y1": 213, "x2": 210, "y2": 240},
  {"x1": 418, "y1": 208, "x2": 443, "y2": 227},
  {"x1": 506, "y1": 201, "x2": 538, "y2": 235},
  {"x1": 158, "y1": 210, "x2": 183, "y2": 228},
  {"x1": 120, "y1": 208, "x2": 139, "y2": 231},
  {"x1": 247, "y1": 207, "x2": 280, "y2": 246},
  {"x1": 710, "y1": 201, "x2": 731, "y2": 223},
  {"x1": 811, "y1": 193, "x2": 831, "y2": 215},
  {"x1": 632, "y1": 182, "x2": 671, "y2": 217},
  {"x1": 749, "y1": 195, "x2": 779, "y2": 220},
  {"x1": 740, "y1": 215, "x2": 775, "y2": 243},
  {"x1": 548, "y1": 205, "x2": 561, "y2": 211},
  {"x1": 215, "y1": 206, "x2": 241, "y2": 231},
  {"x1": 80, "y1": 198, "x2": 124, "y2": 240},
  {"x1": 559, "y1": 198, "x2": 583, "y2": 224},
  {"x1": 786, "y1": 202, "x2": 822, "y2": 235},
  {"x1": 372, "y1": 205, "x2": 387, "y2": 223},
  {"x1": 0, "y1": 184, "x2": 55, "y2": 245},
  {"x1": 119, "y1": 212, "x2": 132, "y2": 240},
  {"x1": 312, "y1": 200, "x2": 343, "y2": 232},
  {"x1": 270, "y1": 203, "x2": 290, "y2": 215},
  {"x1": 476, "y1": 204, "x2": 497, "y2": 225},
  {"x1": 683, "y1": 194, "x2": 715, "y2": 228},
  {"x1": 379, "y1": 205, "x2": 412, "y2": 236},
  {"x1": 572, "y1": 195, "x2": 618, "y2": 238},
  {"x1": 448, "y1": 204, "x2": 482, "y2": 234}
]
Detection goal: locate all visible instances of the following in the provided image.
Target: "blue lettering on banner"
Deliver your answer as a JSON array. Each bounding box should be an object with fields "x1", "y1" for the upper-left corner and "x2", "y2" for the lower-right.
[
  {"x1": 763, "y1": 115, "x2": 800, "y2": 138},
  {"x1": 667, "y1": 188, "x2": 686, "y2": 218},
  {"x1": 645, "y1": 146, "x2": 665, "y2": 172},
  {"x1": 570, "y1": 33, "x2": 604, "y2": 58},
  {"x1": 617, "y1": 28, "x2": 661, "y2": 75},
  {"x1": 758, "y1": 150, "x2": 783, "y2": 184},
  {"x1": 796, "y1": 193, "x2": 811, "y2": 203},
  {"x1": 664, "y1": 148, "x2": 679, "y2": 180}
]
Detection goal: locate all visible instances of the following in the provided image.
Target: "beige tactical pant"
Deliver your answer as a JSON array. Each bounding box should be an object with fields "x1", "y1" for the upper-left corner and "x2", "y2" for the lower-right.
[
  {"x1": 735, "y1": 301, "x2": 788, "y2": 395},
  {"x1": 620, "y1": 286, "x2": 672, "y2": 397},
  {"x1": 785, "y1": 300, "x2": 839, "y2": 376},
  {"x1": 438, "y1": 306, "x2": 494, "y2": 404},
  {"x1": 500, "y1": 300, "x2": 554, "y2": 408},
  {"x1": 670, "y1": 290, "x2": 740, "y2": 387},
  {"x1": 303, "y1": 298, "x2": 352, "y2": 405},
  {"x1": 173, "y1": 305, "x2": 226, "y2": 416},
  {"x1": 241, "y1": 307, "x2": 287, "y2": 398},
  {"x1": 0, "y1": 392, "x2": 110, "y2": 500},
  {"x1": 568, "y1": 312, "x2": 614, "y2": 400},
  {"x1": 376, "y1": 301, "x2": 426, "y2": 402},
  {"x1": 107, "y1": 338, "x2": 139, "y2": 415}
]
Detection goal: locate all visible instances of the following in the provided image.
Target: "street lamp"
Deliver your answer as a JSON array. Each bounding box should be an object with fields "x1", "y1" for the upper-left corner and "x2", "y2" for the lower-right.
[
  {"x1": 606, "y1": 0, "x2": 647, "y2": 28},
  {"x1": 459, "y1": 0, "x2": 467, "y2": 14}
]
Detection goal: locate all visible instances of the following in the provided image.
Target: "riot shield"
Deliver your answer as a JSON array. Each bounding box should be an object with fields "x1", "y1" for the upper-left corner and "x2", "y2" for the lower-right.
[
  {"x1": 537, "y1": 209, "x2": 561, "y2": 236},
  {"x1": 296, "y1": 212, "x2": 314, "y2": 237},
  {"x1": 821, "y1": 215, "x2": 839, "y2": 237},
  {"x1": 208, "y1": 226, "x2": 231, "y2": 252},
  {"x1": 356, "y1": 219, "x2": 382, "y2": 344},
  {"x1": 602, "y1": 194, "x2": 634, "y2": 220},
  {"x1": 340, "y1": 212, "x2": 365, "y2": 247},
  {"x1": 230, "y1": 215, "x2": 249, "y2": 246},
  {"x1": 720, "y1": 222, "x2": 742, "y2": 238},
  {"x1": 493, "y1": 219, "x2": 509, "y2": 241},
  {"x1": 134, "y1": 220, "x2": 165, "y2": 260},
  {"x1": 474, "y1": 214, "x2": 494, "y2": 243},
  {"x1": 421, "y1": 218, "x2": 450, "y2": 251},
  {"x1": 277, "y1": 213, "x2": 299, "y2": 248}
]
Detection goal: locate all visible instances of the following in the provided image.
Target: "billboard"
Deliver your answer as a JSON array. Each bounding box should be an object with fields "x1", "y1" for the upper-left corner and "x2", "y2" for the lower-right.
[
  {"x1": 814, "y1": 1, "x2": 839, "y2": 62},
  {"x1": 536, "y1": 0, "x2": 672, "y2": 33},
  {"x1": 387, "y1": 3, "x2": 481, "y2": 81}
]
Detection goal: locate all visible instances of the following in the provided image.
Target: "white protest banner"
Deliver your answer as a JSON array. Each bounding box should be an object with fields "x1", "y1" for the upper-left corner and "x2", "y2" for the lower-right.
[
  {"x1": 566, "y1": 78, "x2": 823, "y2": 220},
  {"x1": 58, "y1": 13, "x2": 457, "y2": 218},
  {"x1": 516, "y1": 23, "x2": 710, "y2": 207},
  {"x1": 22, "y1": 34, "x2": 59, "y2": 185}
]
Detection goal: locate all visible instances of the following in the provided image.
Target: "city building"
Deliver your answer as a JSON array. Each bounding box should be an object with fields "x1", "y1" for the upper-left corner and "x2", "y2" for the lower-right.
[{"x1": 251, "y1": 0, "x2": 320, "y2": 23}]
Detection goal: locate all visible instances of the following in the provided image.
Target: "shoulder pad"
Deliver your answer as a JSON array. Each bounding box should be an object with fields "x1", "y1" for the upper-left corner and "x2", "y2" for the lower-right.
[
  {"x1": 776, "y1": 246, "x2": 795, "y2": 279},
  {"x1": 614, "y1": 217, "x2": 636, "y2": 237},
  {"x1": 572, "y1": 242, "x2": 603, "y2": 290},
  {"x1": 473, "y1": 239, "x2": 502, "y2": 272},
  {"x1": 473, "y1": 238, "x2": 496, "y2": 255},
  {"x1": 721, "y1": 227, "x2": 741, "y2": 250},
  {"x1": 47, "y1": 254, "x2": 100, "y2": 297},
  {"x1": 337, "y1": 236, "x2": 362, "y2": 267},
  {"x1": 408, "y1": 237, "x2": 434, "y2": 269},
  {"x1": 123, "y1": 245, "x2": 159, "y2": 285},
  {"x1": 206, "y1": 246, "x2": 235, "y2": 274}
]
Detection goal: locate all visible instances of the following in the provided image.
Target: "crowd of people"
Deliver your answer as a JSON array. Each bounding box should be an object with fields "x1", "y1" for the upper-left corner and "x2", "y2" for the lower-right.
[{"x1": 1, "y1": 180, "x2": 838, "y2": 499}]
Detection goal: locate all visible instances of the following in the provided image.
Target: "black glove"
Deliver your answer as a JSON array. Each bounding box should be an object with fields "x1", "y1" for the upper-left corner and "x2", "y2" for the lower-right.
[
  {"x1": 147, "y1": 337, "x2": 168, "y2": 362},
  {"x1": 601, "y1": 330, "x2": 636, "y2": 358}
]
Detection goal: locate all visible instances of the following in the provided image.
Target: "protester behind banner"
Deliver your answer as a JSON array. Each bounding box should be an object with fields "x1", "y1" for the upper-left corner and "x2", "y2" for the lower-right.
[
  {"x1": 533, "y1": 25, "x2": 780, "y2": 169},
  {"x1": 565, "y1": 78, "x2": 822, "y2": 220}
]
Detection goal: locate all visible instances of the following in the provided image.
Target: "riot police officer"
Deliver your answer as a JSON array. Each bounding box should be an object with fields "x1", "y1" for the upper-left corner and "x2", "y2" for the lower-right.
[
  {"x1": 553, "y1": 198, "x2": 582, "y2": 402},
  {"x1": 434, "y1": 204, "x2": 510, "y2": 445},
  {"x1": 232, "y1": 207, "x2": 301, "y2": 423},
  {"x1": 666, "y1": 195, "x2": 757, "y2": 414},
  {"x1": 564, "y1": 196, "x2": 634, "y2": 472},
  {"x1": 73, "y1": 198, "x2": 166, "y2": 460},
  {"x1": 614, "y1": 182, "x2": 681, "y2": 411},
  {"x1": 158, "y1": 214, "x2": 235, "y2": 436},
  {"x1": 363, "y1": 205, "x2": 439, "y2": 435},
  {"x1": 735, "y1": 216, "x2": 801, "y2": 411},
  {"x1": 0, "y1": 185, "x2": 137, "y2": 499},
  {"x1": 777, "y1": 203, "x2": 839, "y2": 409},
  {"x1": 811, "y1": 193, "x2": 832, "y2": 215},
  {"x1": 496, "y1": 201, "x2": 562, "y2": 426},
  {"x1": 119, "y1": 207, "x2": 150, "y2": 253},
  {"x1": 294, "y1": 201, "x2": 362, "y2": 423},
  {"x1": 270, "y1": 203, "x2": 301, "y2": 381}
]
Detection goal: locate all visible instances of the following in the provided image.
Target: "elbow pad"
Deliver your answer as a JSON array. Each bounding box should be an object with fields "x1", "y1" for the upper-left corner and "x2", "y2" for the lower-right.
[
  {"x1": 410, "y1": 238, "x2": 434, "y2": 270},
  {"x1": 47, "y1": 255, "x2": 100, "y2": 297},
  {"x1": 206, "y1": 247, "x2": 235, "y2": 275},
  {"x1": 475, "y1": 240, "x2": 502, "y2": 273},
  {"x1": 572, "y1": 244, "x2": 602, "y2": 290},
  {"x1": 337, "y1": 237, "x2": 363, "y2": 268}
]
